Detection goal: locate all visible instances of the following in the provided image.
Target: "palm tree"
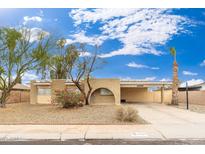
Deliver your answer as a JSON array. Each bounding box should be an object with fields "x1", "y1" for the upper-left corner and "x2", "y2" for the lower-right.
[
  {"x1": 170, "y1": 47, "x2": 177, "y2": 62},
  {"x1": 170, "y1": 47, "x2": 179, "y2": 105}
]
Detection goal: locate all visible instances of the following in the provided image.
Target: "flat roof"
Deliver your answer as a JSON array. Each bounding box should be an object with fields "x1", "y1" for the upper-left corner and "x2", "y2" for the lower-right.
[
  {"x1": 120, "y1": 80, "x2": 172, "y2": 84},
  {"x1": 32, "y1": 79, "x2": 172, "y2": 87},
  {"x1": 120, "y1": 80, "x2": 172, "y2": 87}
]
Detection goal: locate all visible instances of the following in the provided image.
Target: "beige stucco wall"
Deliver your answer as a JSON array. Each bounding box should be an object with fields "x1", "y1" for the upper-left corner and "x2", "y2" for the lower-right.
[
  {"x1": 90, "y1": 88, "x2": 115, "y2": 105},
  {"x1": 30, "y1": 81, "x2": 37, "y2": 104},
  {"x1": 121, "y1": 87, "x2": 153, "y2": 103},
  {"x1": 152, "y1": 90, "x2": 172, "y2": 104},
  {"x1": 36, "y1": 85, "x2": 51, "y2": 104},
  {"x1": 66, "y1": 84, "x2": 81, "y2": 92},
  {"x1": 3, "y1": 90, "x2": 30, "y2": 104},
  {"x1": 85, "y1": 79, "x2": 121, "y2": 105},
  {"x1": 121, "y1": 87, "x2": 172, "y2": 104},
  {"x1": 31, "y1": 79, "x2": 120, "y2": 105},
  {"x1": 30, "y1": 83, "x2": 52, "y2": 104},
  {"x1": 179, "y1": 90, "x2": 205, "y2": 105},
  {"x1": 51, "y1": 79, "x2": 66, "y2": 102},
  {"x1": 153, "y1": 90, "x2": 161, "y2": 103},
  {"x1": 37, "y1": 95, "x2": 51, "y2": 104}
]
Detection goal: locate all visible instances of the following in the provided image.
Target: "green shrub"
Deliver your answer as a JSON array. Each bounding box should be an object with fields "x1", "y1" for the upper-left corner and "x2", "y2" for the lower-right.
[
  {"x1": 53, "y1": 89, "x2": 84, "y2": 108},
  {"x1": 116, "y1": 106, "x2": 138, "y2": 122}
]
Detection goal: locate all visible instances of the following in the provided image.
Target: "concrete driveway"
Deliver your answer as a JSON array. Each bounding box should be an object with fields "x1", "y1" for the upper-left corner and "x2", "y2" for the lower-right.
[{"x1": 129, "y1": 103, "x2": 205, "y2": 139}]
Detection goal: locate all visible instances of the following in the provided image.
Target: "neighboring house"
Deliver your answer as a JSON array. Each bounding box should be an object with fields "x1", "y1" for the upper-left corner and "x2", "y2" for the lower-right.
[
  {"x1": 193, "y1": 82, "x2": 205, "y2": 91},
  {"x1": 30, "y1": 79, "x2": 172, "y2": 105},
  {"x1": 0, "y1": 83, "x2": 30, "y2": 104},
  {"x1": 13, "y1": 83, "x2": 30, "y2": 91},
  {"x1": 178, "y1": 82, "x2": 205, "y2": 106},
  {"x1": 178, "y1": 82, "x2": 205, "y2": 91}
]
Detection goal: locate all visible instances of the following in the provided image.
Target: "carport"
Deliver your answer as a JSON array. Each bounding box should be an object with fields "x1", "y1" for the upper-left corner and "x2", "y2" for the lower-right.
[{"x1": 120, "y1": 81, "x2": 172, "y2": 104}]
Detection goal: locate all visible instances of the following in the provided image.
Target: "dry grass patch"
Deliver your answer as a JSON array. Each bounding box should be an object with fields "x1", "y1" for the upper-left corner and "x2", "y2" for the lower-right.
[
  {"x1": 116, "y1": 106, "x2": 139, "y2": 122},
  {"x1": 0, "y1": 103, "x2": 147, "y2": 125}
]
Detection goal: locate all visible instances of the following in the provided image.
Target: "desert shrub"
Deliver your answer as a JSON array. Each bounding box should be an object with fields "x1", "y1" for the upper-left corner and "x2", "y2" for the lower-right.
[
  {"x1": 116, "y1": 107, "x2": 125, "y2": 121},
  {"x1": 116, "y1": 106, "x2": 138, "y2": 122},
  {"x1": 53, "y1": 89, "x2": 84, "y2": 108}
]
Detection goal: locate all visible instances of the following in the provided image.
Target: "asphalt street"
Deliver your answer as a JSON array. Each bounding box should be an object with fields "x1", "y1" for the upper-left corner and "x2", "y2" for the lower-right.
[{"x1": 1, "y1": 139, "x2": 205, "y2": 145}]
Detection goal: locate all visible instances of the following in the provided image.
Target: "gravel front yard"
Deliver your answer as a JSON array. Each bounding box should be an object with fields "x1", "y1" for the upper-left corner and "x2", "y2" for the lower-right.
[
  {"x1": 177, "y1": 103, "x2": 205, "y2": 113},
  {"x1": 0, "y1": 103, "x2": 147, "y2": 125}
]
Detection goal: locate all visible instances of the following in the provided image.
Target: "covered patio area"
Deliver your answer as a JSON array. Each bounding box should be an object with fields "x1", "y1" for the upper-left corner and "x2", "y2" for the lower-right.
[{"x1": 120, "y1": 80, "x2": 172, "y2": 104}]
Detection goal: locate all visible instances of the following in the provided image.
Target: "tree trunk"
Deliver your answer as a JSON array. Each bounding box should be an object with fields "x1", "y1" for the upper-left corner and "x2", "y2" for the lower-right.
[
  {"x1": 171, "y1": 60, "x2": 179, "y2": 105},
  {"x1": 72, "y1": 81, "x2": 89, "y2": 105},
  {"x1": 0, "y1": 91, "x2": 8, "y2": 108},
  {"x1": 0, "y1": 102, "x2": 6, "y2": 108},
  {"x1": 85, "y1": 97, "x2": 89, "y2": 105},
  {"x1": 85, "y1": 77, "x2": 92, "y2": 105},
  {"x1": 0, "y1": 85, "x2": 13, "y2": 108}
]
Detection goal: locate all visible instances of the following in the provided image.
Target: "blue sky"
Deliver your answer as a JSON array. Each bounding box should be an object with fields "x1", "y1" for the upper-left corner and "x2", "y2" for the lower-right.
[{"x1": 0, "y1": 8, "x2": 205, "y2": 85}]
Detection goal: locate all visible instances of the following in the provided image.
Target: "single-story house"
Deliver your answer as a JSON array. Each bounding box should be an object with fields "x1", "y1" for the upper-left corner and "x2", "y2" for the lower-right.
[{"x1": 30, "y1": 79, "x2": 173, "y2": 105}]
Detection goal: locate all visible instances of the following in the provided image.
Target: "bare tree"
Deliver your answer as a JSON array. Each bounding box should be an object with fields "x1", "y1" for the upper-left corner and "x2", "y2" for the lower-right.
[
  {"x1": 66, "y1": 44, "x2": 104, "y2": 105},
  {"x1": 33, "y1": 36, "x2": 104, "y2": 105}
]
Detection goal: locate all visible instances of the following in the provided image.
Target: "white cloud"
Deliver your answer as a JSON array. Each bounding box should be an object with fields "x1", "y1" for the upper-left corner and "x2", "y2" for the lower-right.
[
  {"x1": 79, "y1": 51, "x2": 91, "y2": 57},
  {"x1": 70, "y1": 8, "x2": 138, "y2": 25},
  {"x1": 143, "y1": 77, "x2": 156, "y2": 81},
  {"x1": 66, "y1": 31, "x2": 107, "y2": 46},
  {"x1": 23, "y1": 28, "x2": 49, "y2": 42},
  {"x1": 160, "y1": 78, "x2": 172, "y2": 81},
  {"x1": 69, "y1": 9, "x2": 190, "y2": 58},
  {"x1": 200, "y1": 60, "x2": 205, "y2": 66},
  {"x1": 23, "y1": 16, "x2": 42, "y2": 25},
  {"x1": 180, "y1": 79, "x2": 204, "y2": 87},
  {"x1": 126, "y1": 62, "x2": 159, "y2": 70},
  {"x1": 120, "y1": 76, "x2": 156, "y2": 81},
  {"x1": 22, "y1": 72, "x2": 39, "y2": 83},
  {"x1": 182, "y1": 70, "x2": 198, "y2": 76}
]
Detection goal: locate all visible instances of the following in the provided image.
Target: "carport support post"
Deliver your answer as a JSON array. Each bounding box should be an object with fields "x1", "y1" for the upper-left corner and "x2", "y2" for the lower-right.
[{"x1": 161, "y1": 86, "x2": 164, "y2": 104}]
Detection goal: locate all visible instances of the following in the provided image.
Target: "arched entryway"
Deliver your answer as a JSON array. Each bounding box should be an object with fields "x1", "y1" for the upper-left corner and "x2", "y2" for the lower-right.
[{"x1": 90, "y1": 88, "x2": 115, "y2": 105}]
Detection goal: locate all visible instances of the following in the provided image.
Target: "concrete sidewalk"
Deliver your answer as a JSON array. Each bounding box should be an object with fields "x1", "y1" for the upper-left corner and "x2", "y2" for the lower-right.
[{"x1": 0, "y1": 125, "x2": 164, "y2": 141}]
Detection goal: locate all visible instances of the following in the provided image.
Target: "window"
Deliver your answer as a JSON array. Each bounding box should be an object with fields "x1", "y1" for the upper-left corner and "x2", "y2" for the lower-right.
[
  {"x1": 38, "y1": 88, "x2": 51, "y2": 95},
  {"x1": 100, "y1": 88, "x2": 113, "y2": 96}
]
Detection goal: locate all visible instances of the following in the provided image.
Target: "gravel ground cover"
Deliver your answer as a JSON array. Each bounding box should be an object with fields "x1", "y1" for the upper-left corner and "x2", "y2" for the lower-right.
[
  {"x1": 0, "y1": 103, "x2": 147, "y2": 125},
  {"x1": 176, "y1": 103, "x2": 205, "y2": 113}
]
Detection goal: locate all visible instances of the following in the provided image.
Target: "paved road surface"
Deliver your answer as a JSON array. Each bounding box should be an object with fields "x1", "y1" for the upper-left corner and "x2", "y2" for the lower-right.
[{"x1": 1, "y1": 139, "x2": 205, "y2": 145}]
